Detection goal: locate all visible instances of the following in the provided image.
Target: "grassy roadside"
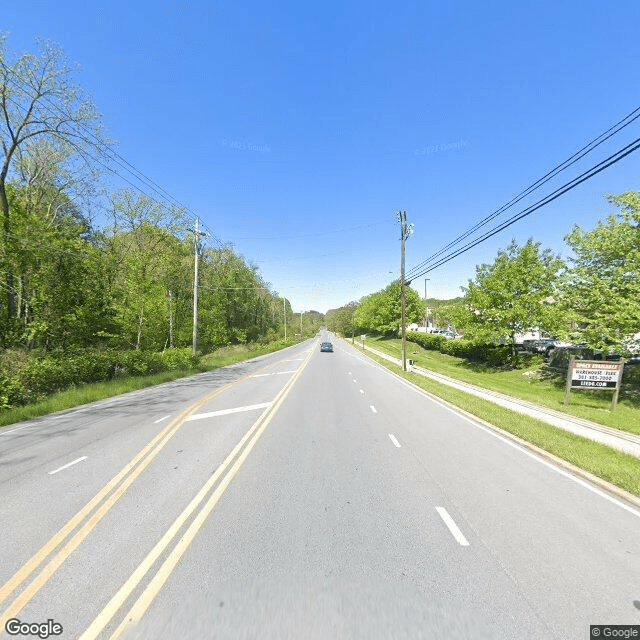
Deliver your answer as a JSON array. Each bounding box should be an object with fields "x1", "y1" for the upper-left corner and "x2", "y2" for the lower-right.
[
  {"x1": 364, "y1": 336, "x2": 640, "y2": 436},
  {"x1": 361, "y1": 347, "x2": 640, "y2": 498},
  {"x1": 0, "y1": 338, "x2": 304, "y2": 429}
]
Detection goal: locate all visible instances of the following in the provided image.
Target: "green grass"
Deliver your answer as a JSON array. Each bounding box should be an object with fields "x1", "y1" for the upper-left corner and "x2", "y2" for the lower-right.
[
  {"x1": 0, "y1": 338, "x2": 304, "y2": 430},
  {"x1": 363, "y1": 348, "x2": 640, "y2": 497},
  {"x1": 364, "y1": 336, "x2": 640, "y2": 436}
]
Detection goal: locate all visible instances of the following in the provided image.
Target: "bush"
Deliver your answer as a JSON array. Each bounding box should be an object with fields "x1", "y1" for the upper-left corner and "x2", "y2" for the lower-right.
[
  {"x1": 406, "y1": 333, "x2": 512, "y2": 367},
  {"x1": 406, "y1": 333, "x2": 446, "y2": 351},
  {"x1": 0, "y1": 347, "x2": 202, "y2": 410}
]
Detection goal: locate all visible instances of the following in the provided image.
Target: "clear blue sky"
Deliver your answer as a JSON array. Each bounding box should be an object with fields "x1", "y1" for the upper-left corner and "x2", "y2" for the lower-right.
[{"x1": 4, "y1": 1, "x2": 640, "y2": 313}]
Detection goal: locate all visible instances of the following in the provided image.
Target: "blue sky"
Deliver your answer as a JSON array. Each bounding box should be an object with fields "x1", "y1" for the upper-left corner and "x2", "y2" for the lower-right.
[{"x1": 4, "y1": 1, "x2": 640, "y2": 313}]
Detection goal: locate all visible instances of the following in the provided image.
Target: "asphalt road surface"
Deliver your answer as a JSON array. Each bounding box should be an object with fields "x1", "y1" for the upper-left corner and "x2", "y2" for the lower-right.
[{"x1": 1, "y1": 333, "x2": 638, "y2": 639}]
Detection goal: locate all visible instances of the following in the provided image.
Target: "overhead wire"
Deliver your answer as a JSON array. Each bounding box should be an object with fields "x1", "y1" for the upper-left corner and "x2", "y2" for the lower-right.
[
  {"x1": 2, "y1": 72, "x2": 224, "y2": 244},
  {"x1": 405, "y1": 105, "x2": 640, "y2": 280},
  {"x1": 406, "y1": 134, "x2": 640, "y2": 282}
]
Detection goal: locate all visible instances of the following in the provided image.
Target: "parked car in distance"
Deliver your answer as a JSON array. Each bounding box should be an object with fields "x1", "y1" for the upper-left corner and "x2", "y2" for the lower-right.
[{"x1": 320, "y1": 342, "x2": 333, "y2": 352}]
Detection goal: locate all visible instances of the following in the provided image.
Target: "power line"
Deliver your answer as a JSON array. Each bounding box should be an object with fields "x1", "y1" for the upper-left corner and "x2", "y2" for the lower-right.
[
  {"x1": 406, "y1": 135, "x2": 640, "y2": 283},
  {"x1": 405, "y1": 105, "x2": 640, "y2": 280},
  {"x1": 2, "y1": 72, "x2": 225, "y2": 244}
]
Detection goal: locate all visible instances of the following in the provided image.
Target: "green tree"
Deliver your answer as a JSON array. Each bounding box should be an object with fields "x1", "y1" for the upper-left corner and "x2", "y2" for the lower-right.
[
  {"x1": 0, "y1": 35, "x2": 109, "y2": 318},
  {"x1": 563, "y1": 191, "x2": 640, "y2": 352},
  {"x1": 354, "y1": 281, "x2": 424, "y2": 336},
  {"x1": 462, "y1": 239, "x2": 565, "y2": 358},
  {"x1": 326, "y1": 301, "x2": 358, "y2": 337}
]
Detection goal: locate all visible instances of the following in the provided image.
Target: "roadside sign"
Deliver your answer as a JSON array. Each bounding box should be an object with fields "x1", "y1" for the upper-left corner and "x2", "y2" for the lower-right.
[
  {"x1": 570, "y1": 360, "x2": 623, "y2": 388},
  {"x1": 564, "y1": 358, "x2": 625, "y2": 410}
]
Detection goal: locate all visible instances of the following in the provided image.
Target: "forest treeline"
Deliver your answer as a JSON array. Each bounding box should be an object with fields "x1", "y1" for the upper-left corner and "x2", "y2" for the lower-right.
[{"x1": 0, "y1": 36, "x2": 324, "y2": 408}]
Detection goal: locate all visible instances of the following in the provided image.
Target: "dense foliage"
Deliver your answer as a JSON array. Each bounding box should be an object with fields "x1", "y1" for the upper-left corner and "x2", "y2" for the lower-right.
[
  {"x1": 0, "y1": 37, "x2": 325, "y2": 408},
  {"x1": 353, "y1": 281, "x2": 424, "y2": 337},
  {"x1": 562, "y1": 192, "x2": 640, "y2": 352},
  {"x1": 459, "y1": 239, "x2": 566, "y2": 357}
]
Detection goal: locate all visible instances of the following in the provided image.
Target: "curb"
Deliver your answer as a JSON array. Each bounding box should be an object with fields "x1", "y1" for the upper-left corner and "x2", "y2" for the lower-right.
[{"x1": 346, "y1": 339, "x2": 640, "y2": 509}]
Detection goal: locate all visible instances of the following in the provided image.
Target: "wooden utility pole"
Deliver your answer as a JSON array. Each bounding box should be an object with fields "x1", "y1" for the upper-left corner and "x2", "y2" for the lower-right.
[
  {"x1": 424, "y1": 278, "x2": 430, "y2": 328},
  {"x1": 191, "y1": 218, "x2": 205, "y2": 355},
  {"x1": 398, "y1": 210, "x2": 413, "y2": 371},
  {"x1": 283, "y1": 297, "x2": 287, "y2": 340}
]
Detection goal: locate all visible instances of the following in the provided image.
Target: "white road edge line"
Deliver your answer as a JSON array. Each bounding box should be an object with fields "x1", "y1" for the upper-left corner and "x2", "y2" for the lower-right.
[
  {"x1": 153, "y1": 415, "x2": 171, "y2": 424},
  {"x1": 353, "y1": 345, "x2": 640, "y2": 520},
  {"x1": 388, "y1": 433, "x2": 401, "y2": 448},
  {"x1": 187, "y1": 402, "x2": 272, "y2": 422},
  {"x1": 49, "y1": 456, "x2": 88, "y2": 475},
  {"x1": 370, "y1": 405, "x2": 377, "y2": 413},
  {"x1": 436, "y1": 507, "x2": 470, "y2": 546}
]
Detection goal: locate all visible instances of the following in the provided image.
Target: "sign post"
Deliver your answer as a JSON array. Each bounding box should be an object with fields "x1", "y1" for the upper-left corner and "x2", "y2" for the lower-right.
[{"x1": 564, "y1": 358, "x2": 625, "y2": 411}]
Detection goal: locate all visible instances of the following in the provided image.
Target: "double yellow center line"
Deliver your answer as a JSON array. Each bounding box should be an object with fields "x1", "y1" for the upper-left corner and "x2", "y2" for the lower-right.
[{"x1": 0, "y1": 348, "x2": 313, "y2": 637}]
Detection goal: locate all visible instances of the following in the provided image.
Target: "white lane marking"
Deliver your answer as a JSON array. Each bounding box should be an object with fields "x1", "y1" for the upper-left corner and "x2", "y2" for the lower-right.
[
  {"x1": 359, "y1": 389, "x2": 365, "y2": 395},
  {"x1": 154, "y1": 415, "x2": 171, "y2": 424},
  {"x1": 284, "y1": 358, "x2": 304, "y2": 362},
  {"x1": 353, "y1": 379, "x2": 357, "y2": 383},
  {"x1": 356, "y1": 352, "x2": 640, "y2": 520},
  {"x1": 187, "y1": 402, "x2": 271, "y2": 422},
  {"x1": 49, "y1": 456, "x2": 88, "y2": 475},
  {"x1": 436, "y1": 507, "x2": 470, "y2": 546},
  {"x1": 0, "y1": 424, "x2": 31, "y2": 436},
  {"x1": 348, "y1": 372, "x2": 352, "y2": 375},
  {"x1": 370, "y1": 405, "x2": 377, "y2": 413},
  {"x1": 251, "y1": 370, "x2": 297, "y2": 378},
  {"x1": 388, "y1": 434, "x2": 401, "y2": 448}
]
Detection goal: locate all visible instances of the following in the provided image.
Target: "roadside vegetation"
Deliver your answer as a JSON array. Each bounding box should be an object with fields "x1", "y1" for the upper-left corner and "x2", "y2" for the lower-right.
[
  {"x1": 362, "y1": 348, "x2": 640, "y2": 498},
  {"x1": 0, "y1": 36, "x2": 324, "y2": 424},
  {"x1": 362, "y1": 335, "x2": 640, "y2": 435},
  {"x1": 0, "y1": 337, "x2": 303, "y2": 428}
]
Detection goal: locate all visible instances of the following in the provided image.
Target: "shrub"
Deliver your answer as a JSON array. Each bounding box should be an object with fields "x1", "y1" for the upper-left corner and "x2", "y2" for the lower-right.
[
  {"x1": 406, "y1": 333, "x2": 513, "y2": 367},
  {"x1": 0, "y1": 346, "x2": 203, "y2": 410},
  {"x1": 406, "y1": 333, "x2": 446, "y2": 351}
]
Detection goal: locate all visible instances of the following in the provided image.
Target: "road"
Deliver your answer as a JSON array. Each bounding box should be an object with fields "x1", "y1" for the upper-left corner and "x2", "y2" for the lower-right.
[{"x1": 0, "y1": 333, "x2": 638, "y2": 639}]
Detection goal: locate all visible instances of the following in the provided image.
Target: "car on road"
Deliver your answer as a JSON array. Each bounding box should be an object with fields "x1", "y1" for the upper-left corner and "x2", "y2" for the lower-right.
[{"x1": 320, "y1": 342, "x2": 333, "y2": 352}]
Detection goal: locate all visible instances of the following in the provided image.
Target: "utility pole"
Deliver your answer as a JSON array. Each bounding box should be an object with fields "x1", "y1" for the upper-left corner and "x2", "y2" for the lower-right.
[
  {"x1": 424, "y1": 278, "x2": 430, "y2": 328},
  {"x1": 191, "y1": 218, "x2": 206, "y2": 355},
  {"x1": 398, "y1": 210, "x2": 414, "y2": 371},
  {"x1": 283, "y1": 297, "x2": 287, "y2": 340}
]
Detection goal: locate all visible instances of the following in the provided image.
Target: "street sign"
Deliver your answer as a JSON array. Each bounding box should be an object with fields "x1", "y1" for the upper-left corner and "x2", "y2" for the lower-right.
[{"x1": 564, "y1": 358, "x2": 625, "y2": 410}]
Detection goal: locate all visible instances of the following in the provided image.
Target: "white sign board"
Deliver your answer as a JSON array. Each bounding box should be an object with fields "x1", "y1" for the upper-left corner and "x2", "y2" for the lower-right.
[{"x1": 570, "y1": 360, "x2": 623, "y2": 389}]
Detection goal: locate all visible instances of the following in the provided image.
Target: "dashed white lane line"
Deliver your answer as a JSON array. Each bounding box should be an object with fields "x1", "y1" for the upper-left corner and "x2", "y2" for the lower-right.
[
  {"x1": 370, "y1": 405, "x2": 377, "y2": 413},
  {"x1": 48, "y1": 456, "x2": 88, "y2": 475},
  {"x1": 352, "y1": 379, "x2": 357, "y2": 383},
  {"x1": 436, "y1": 507, "x2": 470, "y2": 546},
  {"x1": 359, "y1": 389, "x2": 365, "y2": 395},
  {"x1": 388, "y1": 434, "x2": 401, "y2": 448},
  {"x1": 154, "y1": 415, "x2": 171, "y2": 424},
  {"x1": 187, "y1": 402, "x2": 271, "y2": 422},
  {"x1": 251, "y1": 370, "x2": 298, "y2": 378}
]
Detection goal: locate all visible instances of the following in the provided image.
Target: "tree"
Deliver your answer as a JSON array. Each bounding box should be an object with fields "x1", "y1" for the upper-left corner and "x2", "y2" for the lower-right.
[
  {"x1": 0, "y1": 35, "x2": 109, "y2": 318},
  {"x1": 354, "y1": 281, "x2": 424, "y2": 336},
  {"x1": 562, "y1": 192, "x2": 640, "y2": 352},
  {"x1": 461, "y1": 239, "x2": 565, "y2": 358},
  {"x1": 326, "y1": 301, "x2": 358, "y2": 337}
]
